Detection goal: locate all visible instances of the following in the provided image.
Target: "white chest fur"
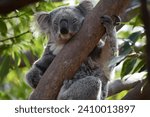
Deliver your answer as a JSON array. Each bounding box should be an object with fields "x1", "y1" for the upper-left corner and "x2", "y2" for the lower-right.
[{"x1": 48, "y1": 43, "x2": 64, "y2": 55}]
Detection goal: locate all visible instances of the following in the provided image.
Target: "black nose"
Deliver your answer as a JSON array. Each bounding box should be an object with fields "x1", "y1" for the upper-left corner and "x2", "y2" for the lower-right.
[
  {"x1": 60, "y1": 19, "x2": 69, "y2": 34},
  {"x1": 60, "y1": 28, "x2": 69, "y2": 34}
]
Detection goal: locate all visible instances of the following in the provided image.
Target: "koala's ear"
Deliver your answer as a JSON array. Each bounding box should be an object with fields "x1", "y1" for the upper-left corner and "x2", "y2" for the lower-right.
[
  {"x1": 76, "y1": 0, "x2": 93, "y2": 16},
  {"x1": 35, "y1": 12, "x2": 51, "y2": 33}
]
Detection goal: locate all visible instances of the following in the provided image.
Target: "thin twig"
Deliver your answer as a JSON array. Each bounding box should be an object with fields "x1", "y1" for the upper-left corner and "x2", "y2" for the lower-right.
[
  {"x1": 0, "y1": 31, "x2": 30, "y2": 42},
  {"x1": 0, "y1": 13, "x2": 25, "y2": 20}
]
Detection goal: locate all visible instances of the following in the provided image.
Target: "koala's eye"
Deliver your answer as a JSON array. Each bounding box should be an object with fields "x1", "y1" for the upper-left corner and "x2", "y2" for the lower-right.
[{"x1": 72, "y1": 18, "x2": 78, "y2": 24}]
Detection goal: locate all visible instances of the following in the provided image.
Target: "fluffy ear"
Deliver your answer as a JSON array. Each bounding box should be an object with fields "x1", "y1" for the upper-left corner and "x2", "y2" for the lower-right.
[
  {"x1": 76, "y1": 0, "x2": 93, "y2": 16},
  {"x1": 34, "y1": 12, "x2": 51, "y2": 33}
]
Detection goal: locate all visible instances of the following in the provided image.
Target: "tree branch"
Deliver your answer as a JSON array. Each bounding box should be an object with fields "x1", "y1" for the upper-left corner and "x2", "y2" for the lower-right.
[
  {"x1": 122, "y1": 79, "x2": 150, "y2": 100},
  {"x1": 29, "y1": 0, "x2": 131, "y2": 100},
  {"x1": 140, "y1": 0, "x2": 150, "y2": 81},
  {"x1": 121, "y1": 0, "x2": 150, "y2": 100},
  {"x1": 108, "y1": 72, "x2": 146, "y2": 97},
  {"x1": 0, "y1": 31, "x2": 30, "y2": 43},
  {"x1": 0, "y1": 13, "x2": 25, "y2": 20}
]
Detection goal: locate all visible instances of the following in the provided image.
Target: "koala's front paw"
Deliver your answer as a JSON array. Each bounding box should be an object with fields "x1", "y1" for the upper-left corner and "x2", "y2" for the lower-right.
[
  {"x1": 26, "y1": 67, "x2": 41, "y2": 88},
  {"x1": 101, "y1": 15, "x2": 114, "y2": 34},
  {"x1": 112, "y1": 15, "x2": 121, "y2": 26}
]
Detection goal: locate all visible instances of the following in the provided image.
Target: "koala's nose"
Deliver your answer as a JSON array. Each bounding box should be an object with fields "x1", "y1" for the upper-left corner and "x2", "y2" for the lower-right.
[
  {"x1": 60, "y1": 27, "x2": 69, "y2": 35},
  {"x1": 60, "y1": 19, "x2": 69, "y2": 34}
]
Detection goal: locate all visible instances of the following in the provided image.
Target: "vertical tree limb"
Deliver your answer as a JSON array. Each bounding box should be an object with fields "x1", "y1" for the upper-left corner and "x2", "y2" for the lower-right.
[
  {"x1": 29, "y1": 0, "x2": 130, "y2": 100},
  {"x1": 121, "y1": 0, "x2": 150, "y2": 100},
  {"x1": 140, "y1": 0, "x2": 150, "y2": 81}
]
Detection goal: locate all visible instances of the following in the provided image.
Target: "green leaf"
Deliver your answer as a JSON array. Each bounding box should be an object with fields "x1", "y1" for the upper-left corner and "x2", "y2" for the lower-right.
[
  {"x1": 109, "y1": 55, "x2": 126, "y2": 68},
  {"x1": 121, "y1": 58, "x2": 137, "y2": 78},
  {"x1": 21, "y1": 53, "x2": 30, "y2": 67},
  {"x1": 13, "y1": 52, "x2": 21, "y2": 66},
  {"x1": 132, "y1": 60, "x2": 145, "y2": 73},
  {"x1": 120, "y1": 31, "x2": 141, "y2": 56},
  {"x1": 0, "y1": 56, "x2": 10, "y2": 82},
  {"x1": 0, "y1": 20, "x2": 7, "y2": 35},
  {"x1": 110, "y1": 32, "x2": 141, "y2": 66},
  {"x1": 130, "y1": 15, "x2": 142, "y2": 27},
  {"x1": 129, "y1": 31, "x2": 141, "y2": 42}
]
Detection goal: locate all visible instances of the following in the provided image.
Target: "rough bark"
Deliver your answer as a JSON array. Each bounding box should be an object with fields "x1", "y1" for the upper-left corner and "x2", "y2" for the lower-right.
[
  {"x1": 29, "y1": 0, "x2": 131, "y2": 100},
  {"x1": 140, "y1": 0, "x2": 150, "y2": 81}
]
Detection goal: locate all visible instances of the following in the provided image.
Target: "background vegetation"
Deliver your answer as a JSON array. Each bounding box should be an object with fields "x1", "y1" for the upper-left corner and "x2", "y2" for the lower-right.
[{"x1": 0, "y1": 0, "x2": 147, "y2": 99}]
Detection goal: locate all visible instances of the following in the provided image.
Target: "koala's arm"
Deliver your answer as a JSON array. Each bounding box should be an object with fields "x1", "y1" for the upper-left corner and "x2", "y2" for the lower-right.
[
  {"x1": 26, "y1": 45, "x2": 55, "y2": 88},
  {"x1": 99, "y1": 27, "x2": 118, "y2": 67},
  {"x1": 91, "y1": 16, "x2": 119, "y2": 78}
]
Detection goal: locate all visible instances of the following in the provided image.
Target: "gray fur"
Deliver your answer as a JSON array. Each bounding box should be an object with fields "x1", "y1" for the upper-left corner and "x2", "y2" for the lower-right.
[{"x1": 26, "y1": 1, "x2": 118, "y2": 100}]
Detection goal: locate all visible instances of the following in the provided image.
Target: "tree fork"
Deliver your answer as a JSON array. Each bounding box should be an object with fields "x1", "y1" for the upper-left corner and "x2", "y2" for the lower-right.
[{"x1": 29, "y1": 0, "x2": 131, "y2": 100}]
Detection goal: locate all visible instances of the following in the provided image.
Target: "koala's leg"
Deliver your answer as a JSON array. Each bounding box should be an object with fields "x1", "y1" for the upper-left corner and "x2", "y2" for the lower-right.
[
  {"x1": 26, "y1": 46, "x2": 55, "y2": 88},
  {"x1": 57, "y1": 76, "x2": 102, "y2": 100}
]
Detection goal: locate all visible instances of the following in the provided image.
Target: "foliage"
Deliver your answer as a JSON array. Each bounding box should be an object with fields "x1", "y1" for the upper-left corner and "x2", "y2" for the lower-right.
[
  {"x1": 108, "y1": 16, "x2": 147, "y2": 99},
  {"x1": 0, "y1": 1, "x2": 147, "y2": 99},
  {"x1": 0, "y1": 0, "x2": 65, "y2": 99},
  {"x1": 117, "y1": 16, "x2": 146, "y2": 78}
]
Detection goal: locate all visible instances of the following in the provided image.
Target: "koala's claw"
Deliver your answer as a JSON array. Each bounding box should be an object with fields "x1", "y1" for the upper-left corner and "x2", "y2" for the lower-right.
[
  {"x1": 101, "y1": 15, "x2": 113, "y2": 25},
  {"x1": 101, "y1": 15, "x2": 121, "y2": 26},
  {"x1": 26, "y1": 67, "x2": 42, "y2": 89},
  {"x1": 26, "y1": 75, "x2": 41, "y2": 88},
  {"x1": 101, "y1": 15, "x2": 114, "y2": 35},
  {"x1": 112, "y1": 15, "x2": 121, "y2": 26}
]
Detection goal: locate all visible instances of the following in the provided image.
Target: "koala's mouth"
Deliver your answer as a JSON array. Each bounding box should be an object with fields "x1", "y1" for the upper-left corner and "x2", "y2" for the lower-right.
[
  {"x1": 60, "y1": 34, "x2": 71, "y2": 40},
  {"x1": 58, "y1": 33, "x2": 75, "y2": 43}
]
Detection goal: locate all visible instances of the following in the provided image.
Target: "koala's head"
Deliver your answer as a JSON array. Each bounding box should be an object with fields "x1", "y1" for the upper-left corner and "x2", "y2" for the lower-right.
[{"x1": 35, "y1": 1, "x2": 93, "y2": 44}]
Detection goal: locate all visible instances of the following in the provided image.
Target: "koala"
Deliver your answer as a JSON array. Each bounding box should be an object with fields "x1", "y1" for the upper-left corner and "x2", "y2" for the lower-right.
[
  {"x1": 26, "y1": 1, "x2": 119, "y2": 100},
  {"x1": 26, "y1": 1, "x2": 93, "y2": 88}
]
